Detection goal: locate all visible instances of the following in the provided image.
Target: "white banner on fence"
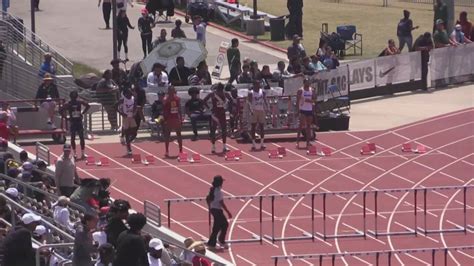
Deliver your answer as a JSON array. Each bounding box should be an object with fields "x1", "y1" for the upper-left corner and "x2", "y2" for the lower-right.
[
  {"x1": 348, "y1": 59, "x2": 375, "y2": 91},
  {"x1": 375, "y1": 51, "x2": 421, "y2": 87},
  {"x1": 430, "y1": 43, "x2": 474, "y2": 81},
  {"x1": 283, "y1": 66, "x2": 349, "y2": 101}
]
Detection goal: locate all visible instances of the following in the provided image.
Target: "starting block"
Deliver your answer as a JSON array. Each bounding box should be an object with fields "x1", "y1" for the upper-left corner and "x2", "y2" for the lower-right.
[
  {"x1": 85, "y1": 156, "x2": 96, "y2": 165},
  {"x1": 97, "y1": 158, "x2": 109, "y2": 167},
  {"x1": 143, "y1": 155, "x2": 155, "y2": 165},
  {"x1": 360, "y1": 144, "x2": 376, "y2": 155},
  {"x1": 178, "y1": 152, "x2": 189, "y2": 162},
  {"x1": 414, "y1": 145, "x2": 427, "y2": 154},
  {"x1": 225, "y1": 151, "x2": 235, "y2": 161},
  {"x1": 132, "y1": 154, "x2": 142, "y2": 164},
  {"x1": 268, "y1": 149, "x2": 283, "y2": 159},
  {"x1": 306, "y1": 146, "x2": 318, "y2": 156},
  {"x1": 402, "y1": 143, "x2": 412, "y2": 152},
  {"x1": 277, "y1": 147, "x2": 287, "y2": 157},
  {"x1": 189, "y1": 153, "x2": 201, "y2": 163},
  {"x1": 318, "y1": 147, "x2": 332, "y2": 157}
]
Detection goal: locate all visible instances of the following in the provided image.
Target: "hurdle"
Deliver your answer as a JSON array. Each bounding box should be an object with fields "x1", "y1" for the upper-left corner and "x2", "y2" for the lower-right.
[
  {"x1": 164, "y1": 195, "x2": 264, "y2": 244},
  {"x1": 271, "y1": 245, "x2": 474, "y2": 266}
]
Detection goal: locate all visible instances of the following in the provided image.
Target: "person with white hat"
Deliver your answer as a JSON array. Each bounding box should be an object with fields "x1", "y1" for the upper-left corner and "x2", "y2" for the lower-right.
[
  {"x1": 53, "y1": 196, "x2": 76, "y2": 232},
  {"x1": 148, "y1": 238, "x2": 164, "y2": 266},
  {"x1": 33, "y1": 224, "x2": 48, "y2": 244},
  {"x1": 35, "y1": 73, "x2": 60, "y2": 129},
  {"x1": 3, "y1": 212, "x2": 41, "y2": 265},
  {"x1": 5, "y1": 187, "x2": 18, "y2": 200},
  {"x1": 450, "y1": 24, "x2": 472, "y2": 44}
]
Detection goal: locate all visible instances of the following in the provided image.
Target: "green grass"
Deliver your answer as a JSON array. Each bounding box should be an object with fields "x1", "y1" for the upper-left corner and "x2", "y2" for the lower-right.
[
  {"x1": 239, "y1": 0, "x2": 473, "y2": 59},
  {"x1": 72, "y1": 61, "x2": 101, "y2": 78}
]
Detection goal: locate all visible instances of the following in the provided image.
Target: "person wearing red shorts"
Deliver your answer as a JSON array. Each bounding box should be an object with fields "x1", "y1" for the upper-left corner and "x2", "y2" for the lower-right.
[
  {"x1": 163, "y1": 86, "x2": 183, "y2": 157},
  {"x1": 203, "y1": 83, "x2": 232, "y2": 153}
]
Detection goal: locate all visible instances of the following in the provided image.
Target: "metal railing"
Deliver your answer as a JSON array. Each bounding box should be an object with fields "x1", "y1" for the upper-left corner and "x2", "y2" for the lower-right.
[
  {"x1": 144, "y1": 200, "x2": 162, "y2": 227},
  {"x1": 0, "y1": 11, "x2": 74, "y2": 75},
  {"x1": 35, "y1": 243, "x2": 75, "y2": 266}
]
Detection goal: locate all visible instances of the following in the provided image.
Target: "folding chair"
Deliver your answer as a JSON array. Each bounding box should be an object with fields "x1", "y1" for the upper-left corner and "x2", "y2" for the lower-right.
[
  {"x1": 327, "y1": 84, "x2": 350, "y2": 114},
  {"x1": 337, "y1": 25, "x2": 363, "y2": 56}
]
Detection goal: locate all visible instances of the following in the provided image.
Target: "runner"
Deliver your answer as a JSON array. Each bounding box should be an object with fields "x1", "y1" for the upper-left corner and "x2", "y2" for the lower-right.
[
  {"x1": 247, "y1": 80, "x2": 267, "y2": 150},
  {"x1": 163, "y1": 86, "x2": 183, "y2": 157},
  {"x1": 62, "y1": 91, "x2": 90, "y2": 159},
  {"x1": 203, "y1": 83, "x2": 232, "y2": 153},
  {"x1": 116, "y1": 89, "x2": 137, "y2": 155},
  {"x1": 296, "y1": 78, "x2": 316, "y2": 148}
]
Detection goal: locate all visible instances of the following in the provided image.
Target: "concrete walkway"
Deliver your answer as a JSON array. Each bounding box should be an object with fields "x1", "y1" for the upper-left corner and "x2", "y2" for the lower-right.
[{"x1": 7, "y1": 0, "x2": 474, "y2": 133}]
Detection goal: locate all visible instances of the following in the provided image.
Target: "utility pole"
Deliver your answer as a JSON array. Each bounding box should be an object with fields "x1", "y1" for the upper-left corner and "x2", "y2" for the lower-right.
[
  {"x1": 112, "y1": 0, "x2": 118, "y2": 60},
  {"x1": 30, "y1": 0, "x2": 35, "y2": 33},
  {"x1": 252, "y1": 0, "x2": 257, "y2": 19}
]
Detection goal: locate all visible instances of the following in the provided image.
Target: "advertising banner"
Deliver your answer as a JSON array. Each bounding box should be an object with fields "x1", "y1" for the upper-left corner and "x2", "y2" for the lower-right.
[
  {"x1": 430, "y1": 43, "x2": 474, "y2": 81},
  {"x1": 348, "y1": 59, "x2": 375, "y2": 91},
  {"x1": 375, "y1": 51, "x2": 421, "y2": 86}
]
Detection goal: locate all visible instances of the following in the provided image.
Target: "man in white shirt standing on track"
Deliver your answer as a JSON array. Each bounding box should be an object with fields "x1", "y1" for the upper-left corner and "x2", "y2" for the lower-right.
[
  {"x1": 116, "y1": 88, "x2": 137, "y2": 155},
  {"x1": 296, "y1": 78, "x2": 317, "y2": 148},
  {"x1": 247, "y1": 80, "x2": 268, "y2": 150}
]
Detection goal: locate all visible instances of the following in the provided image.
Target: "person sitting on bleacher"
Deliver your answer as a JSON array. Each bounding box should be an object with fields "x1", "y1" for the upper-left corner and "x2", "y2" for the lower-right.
[
  {"x1": 272, "y1": 61, "x2": 293, "y2": 88},
  {"x1": 320, "y1": 46, "x2": 340, "y2": 70},
  {"x1": 53, "y1": 196, "x2": 76, "y2": 233},
  {"x1": 147, "y1": 62, "x2": 169, "y2": 89},
  {"x1": 186, "y1": 87, "x2": 210, "y2": 141},
  {"x1": 188, "y1": 60, "x2": 212, "y2": 86},
  {"x1": 237, "y1": 64, "x2": 252, "y2": 84},
  {"x1": 35, "y1": 73, "x2": 60, "y2": 129},
  {"x1": 2, "y1": 213, "x2": 42, "y2": 266},
  {"x1": 70, "y1": 178, "x2": 101, "y2": 215},
  {"x1": 106, "y1": 199, "x2": 131, "y2": 247},
  {"x1": 73, "y1": 213, "x2": 99, "y2": 266},
  {"x1": 95, "y1": 243, "x2": 115, "y2": 266},
  {"x1": 169, "y1": 56, "x2": 193, "y2": 86},
  {"x1": 0, "y1": 196, "x2": 13, "y2": 224}
]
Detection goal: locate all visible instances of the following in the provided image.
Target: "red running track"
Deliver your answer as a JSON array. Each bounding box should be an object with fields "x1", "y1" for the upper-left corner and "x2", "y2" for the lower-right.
[{"x1": 28, "y1": 108, "x2": 474, "y2": 265}]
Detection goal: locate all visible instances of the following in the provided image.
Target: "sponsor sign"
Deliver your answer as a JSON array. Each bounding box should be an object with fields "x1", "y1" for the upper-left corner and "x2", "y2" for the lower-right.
[
  {"x1": 430, "y1": 43, "x2": 474, "y2": 82},
  {"x1": 211, "y1": 41, "x2": 230, "y2": 78},
  {"x1": 348, "y1": 59, "x2": 375, "y2": 91},
  {"x1": 375, "y1": 52, "x2": 421, "y2": 86}
]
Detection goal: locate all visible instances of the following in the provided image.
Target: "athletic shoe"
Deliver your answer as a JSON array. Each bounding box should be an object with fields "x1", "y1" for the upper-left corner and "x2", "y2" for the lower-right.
[
  {"x1": 223, "y1": 144, "x2": 230, "y2": 152},
  {"x1": 211, "y1": 144, "x2": 216, "y2": 154},
  {"x1": 81, "y1": 153, "x2": 88, "y2": 159},
  {"x1": 120, "y1": 136, "x2": 125, "y2": 145},
  {"x1": 219, "y1": 242, "x2": 229, "y2": 249},
  {"x1": 191, "y1": 135, "x2": 198, "y2": 141}
]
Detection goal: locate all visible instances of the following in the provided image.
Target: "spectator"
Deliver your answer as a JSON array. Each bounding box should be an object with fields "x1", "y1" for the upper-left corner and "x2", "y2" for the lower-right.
[
  {"x1": 249, "y1": 60, "x2": 261, "y2": 81},
  {"x1": 93, "y1": 226, "x2": 108, "y2": 247},
  {"x1": 272, "y1": 61, "x2": 292, "y2": 87},
  {"x1": 148, "y1": 238, "x2": 165, "y2": 265},
  {"x1": 179, "y1": 237, "x2": 195, "y2": 263},
  {"x1": 189, "y1": 61, "x2": 212, "y2": 85},
  {"x1": 0, "y1": 152, "x2": 14, "y2": 175},
  {"x1": 53, "y1": 196, "x2": 76, "y2": 232},
  {"x1": 301, "y1": 57, "x2": 315, "y2": 75},
  {"x1": 434, "y1": 19, "x2": 458, "y2": 48},
  {"x1": 189, "y1": 241, "x2": 211, "y2": 266},
  {"x1": 317, "y1": 39, "x2": 328, "y2": 57},
  {"x1": 96, "y1": 243, "x2": 115, "y2": 266},
  {"x1": 0, "y1": 196, "x2": 12, "y2": 224},
  {"x1": 98, "y1": 0, "x2": 112, "y2": 29},
  {"x1": 451, "y1": 24, "x2": 472, "y2": 44},
  {"x1": 117, "y1": 10, "x2": 134, "y2": 61},
  {"x1": 39, "y1": 53, "x2": 56, "y2": 78},
  {"x1": 237, "y1": 64, "x2": 252, "y2": 84},
  {"x1": 147, "y1": 62, "x2": 169, "y2": 89},
  {"x1": 5, "y1": 187, "x2": 18, "y2": 201},
  {"x1": 73, "y1": 213, "x2": 98, "y2": 266},
  {"x1": 169, "y1": 56, "x2": 193, "y2": 86},
  {"x1": 185, "y1": 87, "x2": 209, "y2": 141},
  {"x1": 110, "y1": 59, "x2": 127, "y2": 89},
  {"x1": 151, "y1": 91, "x2": 165, "y2": 123},
  {"x1": 309, "y1": 55, "x2": 327, "y2": 71},
  {"x1": 397, "y1": 10, "x2": 419, "y2": 52},
  {"x1": 70, "y1": 178, "x2": 101, "y2": 214},
  {"x1": 20, "y1": 150, "x2": 29, "y2": 163},
  {"x1": 227, "y1": 38, "x2": 241, "y2": 84},
  {"x1": 287, "y1": 58, "x2": 302, "y2": 74},
  {"x1": 0, "y1": 113, "x2": 9, "y2": 142},
  {"x1": 55, "y1": 144, "x2": 80, "y2": 197},
  {"x1": 138, "y1": 8, "x2": 155, "y2": 58},
  {"x1": 456, "y1": 11, "x2": 472, "y2": 41},
  {"x1": 114, "y1": 213, "x2": 148, "y2": 266},
  {"x1": 152, "y1": 29, "x2": 168, "y2": 49},
  {"x1": 35, "y1": 74, "x2": 59, "y2": 129},
  {"x1": 382, "y1": 39, "x2": 401, "y2": 56},
  {"x1": 287, "y1": 34, "x2": 306, "y2": 61},
  {"x1": 106, "y1": 199, "x2": 130, "y2": 247},
  {"x1": 0, "y1": 40, "x2": 6, "y2": 80},
  {"x1": 30, "y1": 161, "x2": 51, "y2": 203},
  {"x1": 19, "y1": 162, "x2": 35, "y2": 194},
  {"x1": 1, "y1": 102, "x2": 18, "y2": 142},
  {"x1": 116, "y1": 0, "x2": 133, "y2": 12},
  {"x1": 32, "y1": 224, "x2": 47, "y2": 243},
  {"x1": 433, "y1": 0, "x2": 448, "y2": 31},
  {"x1": 320, "y1": 46, "x2": 340, "y2": 70},
  {"x1": 193, "y1": 15, "x2": 207, "y2": 46},
  {"x1": 260, "y1": 65, "x2": 273, "y2": 88},
  {"x1": 96, "y1": 70, "x2": 119, "y2": 131},
  {"x1": 3, "y1": 212, "x2": 41, "y2": 266},
  {"x1": 171, "y1": 19, "x2": 187, "y2": 39},
  {"x1": 414, "y1": 32, "x2": 434, "y2": 90}
]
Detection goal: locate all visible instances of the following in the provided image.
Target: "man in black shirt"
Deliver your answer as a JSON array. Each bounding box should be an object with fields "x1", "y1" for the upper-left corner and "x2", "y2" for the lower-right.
[
  {"x1": 35, "y1": 74, "x2": 60, "y2": 129},
  {"x1": 414, "y1": 32, "x2": 434, "y2": 90},
  {"x1": 185, "y1": 87, "x2": 210, "y2": 141},
  {"x1": 106, "y1": 199, "x2": 130, "y2": 247},
  {"x1": 3, "y1": 212, "x2": 41, "y2": 266},
  {"x1": 114, "y1": 213, "x2": 148, "y2": 266},
  {"x1": 62, "y1": 90, "x2": 90, "y2": 159},
  {"x1": 110, "y1": 59, "x2": 127, "y2": 89},
  {"x1": 138, "y1": 8, "x2": 155, "y2": 58},
  {"x1": 133, "y1": 83, "x2": 147, "y2": 139},
  {"x1": 397, "y1": 10, "x2": 419, "y2": 52},
  {"x1": 169, "y1": 56, "x2": 193, "y2": 86}
]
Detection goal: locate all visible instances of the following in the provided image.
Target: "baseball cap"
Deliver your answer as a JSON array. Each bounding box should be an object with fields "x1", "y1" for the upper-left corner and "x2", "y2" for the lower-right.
[
  {"x1": 21, "y1": 213, "x2": 42, "y2": 225},
  {"x1": 34, "y1": 225, "x2": 47, "y2": 236},
  {"x1": 22, "y1": 162, "x2": 34, "y2": 171},
  {"x1": 5, "y1": 187, "x2": 18, "y2": 198},
  {"x1": 63, "y1": 144, "x2": 72, "y2": 151},
  {"x1": 141, "y1": 8, "x2": 148, "y2": 14},
  {"x1": 455, "y1": 24, "x2": 462, "y2": 30},
  {"x1": 436, "y1": 19, "x2": 444, "y2": 25},
  {"x1": 293, "y1": 34, "x2": 301, "y2": 40},
  {"x1": 149, "y1": 238, "x2": 164, "y2": 250}
]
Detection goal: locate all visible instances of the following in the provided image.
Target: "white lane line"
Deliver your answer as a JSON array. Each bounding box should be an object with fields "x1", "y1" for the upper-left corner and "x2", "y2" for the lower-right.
[
  {"x1": 457, "y1": 250, "x2": 474, "y2": 259},
  {"x1": 364, "y1": 161, "x2": 386, "y2": 172},
  {"x1": 462, "y1": 160, "x2": 474, "y2": 167},
  {"x1": 320, "y1": 187, "x2": 347, "y2": 201},
  {"x1": 439, "y1": 171, "x2": 466, "y2": 183},
  {"x1": 412, "y1": 160, "x2": 435, "y2": 171},
  {"x1": 313, "y1": 161, "x2": 337, "y2": 172},
  {"x1": 237, "y1": 225, "x2": 279, "y2": 248},
  {"x1": 291, "y1": 174, "x2": 315, "y2": 186},
  {"x1": 405, "y1": 253, "x2": 431, "y2": 265},
  {"x1": 432, "y1": 190, "x2": 449, "y2": 199},
  {"x1": 352, "y1": 256, "x2": 372, "y2": 266},
  {"x1": 340, "y1": 173, "x2": 364, "y2": 185},
  {"x1": 236, "y1": 254, "x2": 257, "y2": 266},
  {"x1": 342, "y1": 222, "x2": 386, "y2": 245},
  {"x1": 289, "y1": 224, "x2": 332, "y2": 247},
  {"x1": 390, "y1": 172, "x2": 416, "y2": 184}
]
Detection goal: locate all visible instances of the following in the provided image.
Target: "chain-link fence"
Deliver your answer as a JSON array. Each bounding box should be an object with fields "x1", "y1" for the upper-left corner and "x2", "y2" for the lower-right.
[{"x1": 321, "y1": 0, "x2": 473, "y2": 7}]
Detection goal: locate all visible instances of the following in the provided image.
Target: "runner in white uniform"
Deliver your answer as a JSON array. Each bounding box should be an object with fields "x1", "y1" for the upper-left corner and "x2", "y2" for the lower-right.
[
  {"x1": 116, "y1": 88, "x2": 137, "y2": 155},
  {"x1": 296, "y1": 78, "x2": 316, "y2": 148},
  {"x1": 247, "y1": 80, "x2": 267, "y2": 150}
]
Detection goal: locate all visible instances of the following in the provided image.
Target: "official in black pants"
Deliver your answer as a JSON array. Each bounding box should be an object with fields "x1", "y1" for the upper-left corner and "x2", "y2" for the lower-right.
[
  {"x1": 206, "y1": 176, "x2": 232, "y2": 249},
  {"x1": 138, "y1": 8, "x2": 155, "y2": 58},
  {"x1": 98, "y1": 0, "x2": 112, "y2": 29},
  {"x1": 117, "y1": 10, "x2": 134, "y2": 60},
  {"x1": 287, "y1": 0, "x2": 303, "y2": 38}
]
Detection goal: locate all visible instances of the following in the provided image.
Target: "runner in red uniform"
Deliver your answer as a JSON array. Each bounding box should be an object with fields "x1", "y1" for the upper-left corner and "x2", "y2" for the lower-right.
[
  {"x1": 163, "y1": 86, "x2": 183, "y2": 157},
  {"x1": 203, "y1": 83, "x2": 232, "y2": 153}
]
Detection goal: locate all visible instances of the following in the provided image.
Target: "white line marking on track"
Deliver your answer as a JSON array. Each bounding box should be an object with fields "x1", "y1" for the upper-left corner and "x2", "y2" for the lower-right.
[
  {"x1": 345, "y1": 132, "x2": 363, "y2": 141},
  {"x1": 412, "y1": 160, "x2": 436, "y2": 171},
  {"x1": 405, "y1": 253, "x2": 431, "y2": 265},
  {"x1": 236, "y1": 254, "x2": 257, "y2": 266},
  {"x1": 342, "y1": 222, "x2": 386, "y2": 245},
  {"x1": 341, "y1": 173, "x2": 364, "y2": 185},
  {"x1": 271, "y1": 143, "x2": 310, "y2": 161},
  {"x1": 290, "y1": 174, "x2": 315, "y2": 186},
  {"x1": 313, "y1": 162, "x2": 337, "y2": 172},
  {"x1": 237, "y1": 225, "x2": 279, "y2": 248},
  {"x1": 439, "y1": 171, "x2": 465, "y2": 183},
  {"x1": 289, "y1": 224, "x2": 333, "y2": 247},
  {"x1": 364, "y1": 161, "x2": 386, "y2": 172},
  {"x1": 462, "y1": 160, "x2": 474, "y2": 167},
  {"x1": 457, "y1": 250, "x2": 474, "y2": 259},
  {"x1": 390, "y1": 172, "x2": 415, "y2": 184},
  {"x1": 351, "y1": 256, "x2": 372, "y2": 266}
]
